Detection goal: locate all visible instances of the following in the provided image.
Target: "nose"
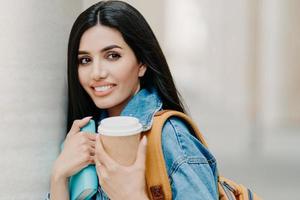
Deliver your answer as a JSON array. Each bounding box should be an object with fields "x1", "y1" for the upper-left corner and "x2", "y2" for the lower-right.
[{"x1": 91, "y1": 60, "x2": 108, "y2": 81}]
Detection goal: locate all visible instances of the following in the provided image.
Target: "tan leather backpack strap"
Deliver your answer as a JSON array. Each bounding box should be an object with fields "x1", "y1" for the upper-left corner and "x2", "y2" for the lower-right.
[
  {"x1": 144, "y1": 110, "x2": 172, "y2": 200},
  {"x1": 145, "y1": 110, "x2": 209, "y2": 200},
  {"x1": 154, "y1": 110, "x2": 209, "y2": 148}
]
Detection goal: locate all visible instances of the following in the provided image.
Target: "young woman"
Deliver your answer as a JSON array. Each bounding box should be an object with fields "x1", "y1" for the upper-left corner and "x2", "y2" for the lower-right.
[{"x1": 50, "y1": 1, "x2": 218, "y2": 199}]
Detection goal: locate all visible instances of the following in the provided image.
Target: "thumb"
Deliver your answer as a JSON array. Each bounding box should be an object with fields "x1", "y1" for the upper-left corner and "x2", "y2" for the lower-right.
[
  {"x1": 69, "y1": 116, "x2": 93, "y2": 134},
  {"x1": 134, "y1": 136, "x2": 147, "y2": 167}
]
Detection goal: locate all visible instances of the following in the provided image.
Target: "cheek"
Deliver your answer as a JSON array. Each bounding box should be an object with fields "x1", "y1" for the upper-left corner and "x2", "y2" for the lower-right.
[
  {"x1": 118, "y1": 67, "x2": 140, "y2": 85},
  {"x1": 78, "y1": 68, "x2": 88, "y2": 85}
]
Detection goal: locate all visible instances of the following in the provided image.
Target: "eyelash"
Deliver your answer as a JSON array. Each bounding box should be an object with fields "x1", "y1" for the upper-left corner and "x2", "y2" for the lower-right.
[
  {"x1": 106, "y1": 52, "x2": 121, "y2": 61},
  {"x1": 78, "y1": 57, "x2": 91, "y2": 65},
  {"x1": 78, "y1": 52, "x2": 121, "y2": 65}
]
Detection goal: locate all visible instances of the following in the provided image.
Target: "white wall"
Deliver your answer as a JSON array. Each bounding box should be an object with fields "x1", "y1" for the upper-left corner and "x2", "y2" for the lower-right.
[
  {"x1": 163, "y1": 0, "x2": 300, "y2": 158},
  {"x1": 164, "y1": 0, "x2": 257, "y2": 156},
  {"x1": 0, "y1": 0, "x2": 81, "y2": 199},
  {"x1": 258, "y1": 0, "x2": 300, "y2": 156}
]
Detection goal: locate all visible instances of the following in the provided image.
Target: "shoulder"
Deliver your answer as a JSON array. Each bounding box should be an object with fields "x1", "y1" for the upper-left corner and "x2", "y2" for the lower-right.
[
  {"x1": 161, "y1": 116, "x2": 216, "y2": 174},
  {"x1": 159, "y1": 115, "x2": 219, "y2": 199}
]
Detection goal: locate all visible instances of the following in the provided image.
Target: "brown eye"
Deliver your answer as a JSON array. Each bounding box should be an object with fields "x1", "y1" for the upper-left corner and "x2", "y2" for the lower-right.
[
  {"x1": 78, "y1": 57, "x2": 91, "y2": 65},
  {"x1": 107, "y1": 52, "x2": 121, "y2": 61}
]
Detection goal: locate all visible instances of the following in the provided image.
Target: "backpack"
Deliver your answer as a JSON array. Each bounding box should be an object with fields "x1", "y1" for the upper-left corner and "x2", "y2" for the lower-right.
[{"x1": 144, "y1": 110, "x2": 262, "y2": 200}]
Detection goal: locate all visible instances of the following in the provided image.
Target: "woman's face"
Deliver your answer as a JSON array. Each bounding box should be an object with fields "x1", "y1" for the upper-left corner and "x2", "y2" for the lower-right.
[{"x1": 78, "y1": 25, "x2": 146, "y2": 116}]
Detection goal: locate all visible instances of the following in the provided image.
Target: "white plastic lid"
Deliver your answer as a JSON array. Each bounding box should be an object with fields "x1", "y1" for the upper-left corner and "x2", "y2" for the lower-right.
[{"x1": 98, "y1": 116, "x2": 143, "y2": 136}]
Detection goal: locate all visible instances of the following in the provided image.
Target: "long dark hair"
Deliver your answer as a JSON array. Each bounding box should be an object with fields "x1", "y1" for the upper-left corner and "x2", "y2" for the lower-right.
[{"x1": 67, "y1": 0, "x2": 186, "y2": 131}]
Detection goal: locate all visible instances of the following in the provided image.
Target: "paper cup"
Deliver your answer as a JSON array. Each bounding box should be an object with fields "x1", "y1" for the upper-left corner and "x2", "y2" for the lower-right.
[{"x1": 98, "y1": 116, "x2": 143, "y2": 166}]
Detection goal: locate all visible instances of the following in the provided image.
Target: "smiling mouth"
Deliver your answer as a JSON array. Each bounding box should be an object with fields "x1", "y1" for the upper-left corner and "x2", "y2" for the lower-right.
[
  {"x1": 92, "y1": 84, "x2": 116, "y2": 96},
  {"x1": 94, "y1": 85, "x2": 114, "y2": 92}
]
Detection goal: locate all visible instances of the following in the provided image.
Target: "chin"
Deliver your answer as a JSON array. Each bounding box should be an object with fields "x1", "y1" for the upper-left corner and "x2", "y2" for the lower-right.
[{"x1": 94, "y1": 101, "x2": 115, "y2": 109}]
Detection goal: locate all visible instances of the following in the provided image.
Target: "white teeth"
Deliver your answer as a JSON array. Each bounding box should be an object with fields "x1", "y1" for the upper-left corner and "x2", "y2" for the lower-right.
[{"x1": 95, "y1": 85, "x2": 113, "y2": 92}]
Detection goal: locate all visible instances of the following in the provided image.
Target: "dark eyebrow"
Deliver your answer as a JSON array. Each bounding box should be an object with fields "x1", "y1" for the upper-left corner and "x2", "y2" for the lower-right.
[
  {"x1": 101, "y1": 44, "x2": 122, "y2": 52},
  {"x1": 78, "y1": 44, "x2": 122, "y2": 55}
]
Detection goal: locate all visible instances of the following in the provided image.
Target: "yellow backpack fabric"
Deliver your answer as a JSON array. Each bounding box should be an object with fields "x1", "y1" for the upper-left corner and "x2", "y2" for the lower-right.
[{"x1": 144, "y1": 110, "x2": 262, "y2": 200}]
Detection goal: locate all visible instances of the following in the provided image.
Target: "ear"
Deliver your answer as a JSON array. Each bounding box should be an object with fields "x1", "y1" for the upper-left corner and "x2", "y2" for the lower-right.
[{"x1": 138, "y1": 64, "x2": 147, "y2": 77}]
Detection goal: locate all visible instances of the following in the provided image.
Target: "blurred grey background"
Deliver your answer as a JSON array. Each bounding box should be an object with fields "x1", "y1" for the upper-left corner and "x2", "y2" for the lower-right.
[{"x1": 0, "y1": 0, "x2": 299, "y2": 199}]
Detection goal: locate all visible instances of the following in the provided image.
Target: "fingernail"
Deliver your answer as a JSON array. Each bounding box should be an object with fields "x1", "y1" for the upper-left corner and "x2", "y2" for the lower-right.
[
  {"x1": 84, "y1": 116, "x2": 93, "y2": 120},
  {"x1": 142, "y1": 136, "x2": 147, "y2": 145}
]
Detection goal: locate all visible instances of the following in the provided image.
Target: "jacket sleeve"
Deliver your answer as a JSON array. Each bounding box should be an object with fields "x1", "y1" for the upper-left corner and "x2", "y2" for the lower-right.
[{"x1": 161, "y1": 117, "x2": 219, "y2": 200}]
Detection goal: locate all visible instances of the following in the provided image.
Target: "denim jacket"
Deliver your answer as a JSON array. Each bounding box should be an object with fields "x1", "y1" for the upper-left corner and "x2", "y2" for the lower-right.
[
  {"x1": 46, "y1": 88, "x2": 219, "y2": 200},
  {"x1": 96, "y1": 88, "x2": 219, "y2": 200}
]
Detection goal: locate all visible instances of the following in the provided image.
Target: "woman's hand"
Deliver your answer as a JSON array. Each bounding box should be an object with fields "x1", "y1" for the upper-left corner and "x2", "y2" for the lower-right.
[
  {"x1": 94, "y1": 135, "x2": 149, "y2": 200},
  {"x1": 51, "y1": 116, "x2": 96, "y2": 180}
]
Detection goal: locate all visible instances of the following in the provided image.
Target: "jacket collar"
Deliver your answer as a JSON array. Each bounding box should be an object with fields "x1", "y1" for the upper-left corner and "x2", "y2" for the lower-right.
[{"x1": 98, "y1": 87, "x2": 162, "y2": 131}]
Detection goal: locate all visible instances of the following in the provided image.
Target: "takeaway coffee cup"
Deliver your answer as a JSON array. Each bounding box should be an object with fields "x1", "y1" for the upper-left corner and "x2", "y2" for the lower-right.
[{"x1": 98, "y1": 116, "x2": 143, "y2": 166}]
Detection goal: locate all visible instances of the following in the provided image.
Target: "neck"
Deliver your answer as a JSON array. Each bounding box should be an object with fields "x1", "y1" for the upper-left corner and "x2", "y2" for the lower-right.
[{"x1": 107, "y1": 84, "x2": 141, "y2": 117}]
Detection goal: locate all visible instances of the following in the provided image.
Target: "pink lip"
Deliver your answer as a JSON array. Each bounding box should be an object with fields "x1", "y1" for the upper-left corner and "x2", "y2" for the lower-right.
[
  {"x1": 94, "y1": 86, "x2": 115, "y2": 97},
  {"x1": 90, "y1": 81, "x2": 116, "y2": 88},
  {"x1": 91, "y1": 82, "x2": 116, "y2": 97}
]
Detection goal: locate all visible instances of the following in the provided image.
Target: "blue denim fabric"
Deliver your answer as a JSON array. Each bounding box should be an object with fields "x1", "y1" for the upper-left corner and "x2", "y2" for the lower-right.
[
  {"x1": 95, "y1": 88, "x2": 219, "y2": 200},
  {"x1": 46, "y1": 88, "x2": 218, "y2": 200}
]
